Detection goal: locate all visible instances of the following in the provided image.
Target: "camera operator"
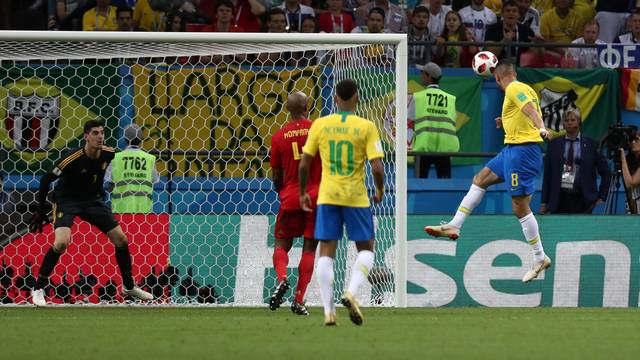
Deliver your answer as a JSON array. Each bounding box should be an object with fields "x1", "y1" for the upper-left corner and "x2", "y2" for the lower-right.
[
  {"x1": 541, "y1": 109, "x2": 610, "y2": 214},
  {"x1": 619, "y1": 132, "x2": 640, "y2": 214}
]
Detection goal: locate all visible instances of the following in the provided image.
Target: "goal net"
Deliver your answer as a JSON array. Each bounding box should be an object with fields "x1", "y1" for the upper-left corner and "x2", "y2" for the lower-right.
[{"x1": 0, "y1": 32, "x2": 407, "y2": 307}]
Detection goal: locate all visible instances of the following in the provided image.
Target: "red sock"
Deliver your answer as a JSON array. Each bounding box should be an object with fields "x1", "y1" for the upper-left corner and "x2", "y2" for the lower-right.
[
  {"x1": 295, "y1": 251, "x2": 315, "y2": 303},
  {"x1": 273, "y1": 246, "x2": 289, "y2": 282}
]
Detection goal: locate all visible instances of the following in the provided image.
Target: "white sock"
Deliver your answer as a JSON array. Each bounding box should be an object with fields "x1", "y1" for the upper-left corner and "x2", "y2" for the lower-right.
[
  {"x1": 317, "y1": 256, "x2": 335, "y2": 315},
  {"x1": 519, "y1": 212, "x2": 546, "y2": 262},
  {"x1": 449, "y1": 184, "x2": 486, "y2": 229},
  {"x1": 347, "y1": 250, "x2": 374, "y2": 295}
]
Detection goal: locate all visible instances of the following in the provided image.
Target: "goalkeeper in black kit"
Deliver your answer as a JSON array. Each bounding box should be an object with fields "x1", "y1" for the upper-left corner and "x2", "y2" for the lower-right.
[{"x1": 28, "y1": 120, "x2": 153, "y2": 306}]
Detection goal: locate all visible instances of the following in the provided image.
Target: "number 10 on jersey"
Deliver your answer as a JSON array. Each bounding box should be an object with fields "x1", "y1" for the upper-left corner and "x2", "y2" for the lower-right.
[{"x1": 329, "y1": 140, "x2": 354, "y2": 176}]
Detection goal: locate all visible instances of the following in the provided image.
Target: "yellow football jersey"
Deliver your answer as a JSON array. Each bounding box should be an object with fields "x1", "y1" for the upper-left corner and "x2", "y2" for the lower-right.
[
  {"x1": 302, "y1": 112, "x2": 384, "y2": 207},
  {"x1": 502, "y1": 81, "x2": 543, "y2": 144}
]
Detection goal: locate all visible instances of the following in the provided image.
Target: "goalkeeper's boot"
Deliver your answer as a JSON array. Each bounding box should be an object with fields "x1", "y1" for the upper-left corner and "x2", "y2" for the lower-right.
[
  {"x1": 291, "y1": 300, "x2": 310, "y2": 315},
  {"x1": 424, "y1": 222, "x2": 460, "y2": 241},
  {"x1": 324, "y1": 312, "x2": 337, "y2": 326},
  {"x1": 31, "y1": 288, "x2": 47, "y2": 307},
  {"x1": 122, "y1": 286, "x2": 154, "y2": 301},
  {"x1": 522, "y1": 256, "x2": 552, "y2": 283},
  {"x1": 269, "y1": 279, "x2": 290, "y2": 311},
  {"x1": 340, "y1": 291, "x2": 363, "y2": 326}
]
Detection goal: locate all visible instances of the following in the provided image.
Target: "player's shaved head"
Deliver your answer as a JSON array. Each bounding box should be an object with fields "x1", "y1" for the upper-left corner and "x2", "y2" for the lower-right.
[
  {"x1": 286, "y1": 91, "x2": 308, "y2": 119},
  {"x1": 494, "y1": 59, "x2": 516, "y2": 76}
]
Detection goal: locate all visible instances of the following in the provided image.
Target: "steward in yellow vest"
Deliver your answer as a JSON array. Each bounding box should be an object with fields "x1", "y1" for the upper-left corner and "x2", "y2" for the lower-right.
[
  {"x1": 105, "y1": 124, "x2": 158, "y2": 213},
  {"x1": 412, "y1": 62, "x2": 459, "y2": 178}
]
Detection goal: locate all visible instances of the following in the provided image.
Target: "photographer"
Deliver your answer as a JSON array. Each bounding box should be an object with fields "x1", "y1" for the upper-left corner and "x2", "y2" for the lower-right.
[
  {"x1": 619, "y1": 132, "x2": 640, "y2": 214},
  {"x1": 541, "y1": 109, "x2": 610, "y2": 214}
]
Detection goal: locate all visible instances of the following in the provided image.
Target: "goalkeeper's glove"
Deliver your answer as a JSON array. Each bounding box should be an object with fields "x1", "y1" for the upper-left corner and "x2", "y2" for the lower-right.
[{"x1": 28, "y1": 203, "x2": 51, "y2": 233}]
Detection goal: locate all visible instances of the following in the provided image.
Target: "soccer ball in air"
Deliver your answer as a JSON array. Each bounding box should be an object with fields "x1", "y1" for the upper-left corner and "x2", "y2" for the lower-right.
[{"x1": 472, "y1": 51, "x2": 499, "y2": 77}]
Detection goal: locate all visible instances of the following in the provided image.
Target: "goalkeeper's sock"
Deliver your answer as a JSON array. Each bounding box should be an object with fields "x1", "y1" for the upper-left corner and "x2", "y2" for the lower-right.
[
  {"x1": 35, "y1": 246, "x2": 62, "y2": 290},
  {"x1": 294, "y1": 251, "x2": 315, "y2": 303},
  {"x1": 450, "y1": 184, "x2": 486, "y2": 229},
  {"x1": 114, "y1": 244, "x2": 135, "y2": 290},
  {"x1": 317, "y1": 256, "x2": 335, "y2": 316},
  {"x1": 272, "y1": 246, "x2": 289, "y2": 282},
  {"x1": 519, "y1": 212, "x2": 546, "y2": 262},
  {"x1": 347, "y1": 250, "x2": 374, "y2": 295}
]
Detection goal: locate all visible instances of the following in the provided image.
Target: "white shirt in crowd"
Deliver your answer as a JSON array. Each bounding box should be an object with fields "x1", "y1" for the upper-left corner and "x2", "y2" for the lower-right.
[
  {"x1": 427, "y1": 5, "x2": 452, "y2": 37},
  {"x1": 521, "y1": 7, "x2": 541, "y2": 36},
  {"x1": 458, "y1": 5, "x2": 497, "y2": 41},
  {"x1": 568, "y1": 37, "x2": 605, "y2": 69}
]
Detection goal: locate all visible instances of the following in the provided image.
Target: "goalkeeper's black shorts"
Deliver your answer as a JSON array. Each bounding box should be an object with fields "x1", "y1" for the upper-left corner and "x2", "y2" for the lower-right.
[{"x1": 52, "y1": 197, "x2": 119, "y2": 234}]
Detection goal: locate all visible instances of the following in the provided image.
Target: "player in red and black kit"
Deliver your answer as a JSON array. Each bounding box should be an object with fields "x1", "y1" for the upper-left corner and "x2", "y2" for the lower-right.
[
  {"x1": 28, "y1": 120, "x2": 153, "y2": 306},
  {"x1": 269, "y1": 92, "x2": 321, "y2": 315}
]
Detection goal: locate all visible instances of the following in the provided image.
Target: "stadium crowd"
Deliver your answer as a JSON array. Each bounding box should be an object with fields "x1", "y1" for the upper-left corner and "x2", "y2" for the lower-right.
[{"x1": 0, "y1": 0, "x2": 639, "y2": 67}]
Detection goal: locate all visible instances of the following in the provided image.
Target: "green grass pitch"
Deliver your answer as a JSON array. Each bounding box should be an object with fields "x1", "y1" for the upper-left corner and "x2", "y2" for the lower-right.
[{"x1": 2, "y1": 307, "x2": 639, "y2": 359}]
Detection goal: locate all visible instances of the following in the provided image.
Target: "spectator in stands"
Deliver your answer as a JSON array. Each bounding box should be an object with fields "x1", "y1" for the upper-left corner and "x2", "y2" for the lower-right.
[
  {"x1": 301, "y1": 15, "x2": 319, "y2": 32},
  {"x1": 615, "y1": 10, "x2": 640, "y2": 44},
  {"x1": 167, "y1": 10, "x2": 186, "y2": 32},
  {"x1": 408, "y1": 6, "x2": 435, "y2": 66},
  {"x1": 134, "y1": 0, "x2": 169, "y2": 32},
  {"x1": 49, "y1": 0, "x2": 83, "y2": 30},
  {"x1": 425, "y1": 0, "x2": 452, "y2": 37},
  {"x1": 596, "y1": 1, "x2": 634, "y2": 43},
  {"x1": 540, "y1": 108, "x2": 610, "y2": 214},
  {"x1": 516, "y1": 0, "x2": 541, "y2": 36},
  {"x1": 620, "y1": 132, "x2": 640, "y2": 214},
  {"x1": 231, "y1": 0, "x2": 265, "y2": 32},
  {"x1": 486, "y1": 0, "x2": 535, "y2": 64},
  {"x1": 459, "y1": 0, "x2": 497, "y2": 42},
  {"x1": 116, "y1": 6, "x2": 139, "y2": 31},
  {"x1": 410, "y1": 62, "x2": 459, "y2": 178},
  {"x1": 176, "y1": 0, "x2": 211, "y2": 25},
  {"x1": 105, "y1": 124, "x2": 159, "y2": 214},
  {"x1": 434, "y1": 10, "x2": 478, "y2": 68},
  {"x1": 258, "y1": 9, "x2": 291, "y2": 65},
  {"x1": 355, "y1": 0, "x2": 407, "y2": 33},
  {"x1": 206, "y1": 0, "x2": 244, "y2": 32},
  {"x1": 568, "y1": 20, "x2": 604, "y2": 69},
  {"x1": 572, "y1": 0, "x2": 596, "y2": 24},
  {"x1": 82, "y1": 0, "x2": 118, "y2": 31},
  {"x1": 540, "y1": 0, "x2": 586, "y2": 57},
  {"x1": 318, "y1": 0, "x2": 354, "y2": 33},
  {"x1": 351, "y1": 7, "x2": 386, "y2": 33},
  {"x1": 265, "y1": 7, "x2": 288, "y2": 33},
  {"x1": 279, "y1": 0, "x2": 315, "y2": 32}
]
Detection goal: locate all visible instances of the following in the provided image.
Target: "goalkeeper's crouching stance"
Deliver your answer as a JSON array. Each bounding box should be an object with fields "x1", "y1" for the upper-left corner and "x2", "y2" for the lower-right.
[{"x1": 28, "y1": 120, "x2": 153, "y2": 306}]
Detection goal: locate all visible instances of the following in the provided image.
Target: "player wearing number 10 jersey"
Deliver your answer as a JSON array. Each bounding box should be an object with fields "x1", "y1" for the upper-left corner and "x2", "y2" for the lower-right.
[
  {"x1": 269, "y1": 92, "x2": 322, "y2": 315},
  {"x1": 299, "y1": 79, "x2": 385, "y2": 326}
]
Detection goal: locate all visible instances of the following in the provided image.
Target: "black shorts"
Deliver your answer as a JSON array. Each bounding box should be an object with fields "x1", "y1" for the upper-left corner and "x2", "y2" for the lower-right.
[{"x1": 52, "y1": 198, "x2": 119, "y2": 234}]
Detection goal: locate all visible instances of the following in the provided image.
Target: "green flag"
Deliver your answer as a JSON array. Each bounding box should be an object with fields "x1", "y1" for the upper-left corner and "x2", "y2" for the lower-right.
[
  {"x1": 409, "y1": 75, "x2": 483, "y2": 165},
  {"x1": 516, "y1": 68, "x2": 620, "y2": 141}
]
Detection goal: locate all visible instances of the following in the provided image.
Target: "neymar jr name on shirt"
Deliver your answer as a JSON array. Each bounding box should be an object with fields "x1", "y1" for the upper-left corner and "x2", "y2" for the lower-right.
[{"x1": 323, "y1": 126, "x2": 362, "y2": 136}]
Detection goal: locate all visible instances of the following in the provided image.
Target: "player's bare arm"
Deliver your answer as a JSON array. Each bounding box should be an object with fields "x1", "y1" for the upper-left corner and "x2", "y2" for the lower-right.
[
  {"x1": 272, "y1": 166, "x2": 284, "y2": 192},
  {"x1": 521, "y1": 102, "x2": 551, "y2": 140},
  {"x1": 371, "y1": 158, "x2": 385, "y2": 203},
  {"x1": 298, "y1": 153, "x2": 313, "y2": 212}
]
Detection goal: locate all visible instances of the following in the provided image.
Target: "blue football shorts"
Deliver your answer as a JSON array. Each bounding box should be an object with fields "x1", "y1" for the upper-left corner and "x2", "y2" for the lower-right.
[
  {"x1": 486, "y1": 143, "x2": 542, "y2": 196},
  {"x1": 314, "y1": 204, "x2": 374, "y2": 241}
]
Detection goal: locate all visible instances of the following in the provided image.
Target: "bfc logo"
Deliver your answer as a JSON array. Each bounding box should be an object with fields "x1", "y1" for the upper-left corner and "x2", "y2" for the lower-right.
[{"x1": 6, "y1": 94, "x2": 60, "y2": 149}]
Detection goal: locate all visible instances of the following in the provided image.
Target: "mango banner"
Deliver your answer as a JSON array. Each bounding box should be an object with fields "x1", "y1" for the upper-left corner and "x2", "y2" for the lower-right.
[
  {"x1": 516, "y1": 68, "x2": 619, "y2": 140},
  {"x1": 0, "y1": 65, "x2": 119, "y2": 174},
  {"x1": 130, "y1": 64, "x2": 324, "y2": 178}
]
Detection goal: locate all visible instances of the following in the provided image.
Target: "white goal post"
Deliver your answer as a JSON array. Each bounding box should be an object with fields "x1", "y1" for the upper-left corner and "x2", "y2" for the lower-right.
[{"x1": 0, "y1": 31, "x2": 407, "y2": 307}]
